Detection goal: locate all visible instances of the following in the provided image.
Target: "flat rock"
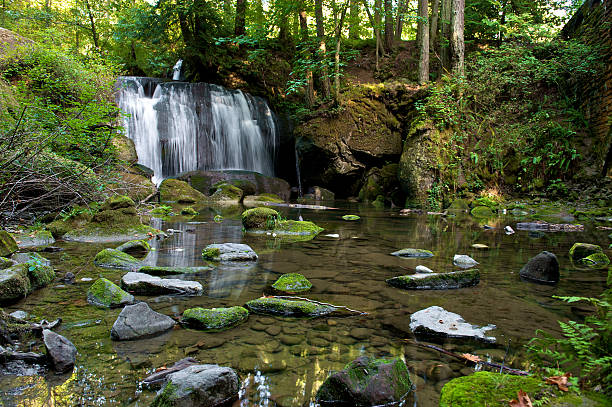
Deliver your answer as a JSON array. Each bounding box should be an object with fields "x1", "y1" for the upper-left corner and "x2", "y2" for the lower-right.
[
  {"x1": 182, "y1": 306, "x2": 249, "y2": 331},
  {"x1": 519, "y1": 251, "x2": 559, "y2": 284},
  {"x1": 94, "y1": 248, "x2": 142, "y2": 271},
  {"x1": 390, "y1": 248, "x2": 434, "y2": 258},
  {"x1": 453, "y1": 254, "x2": 479, "y2": 268},
  {"x1": 139, "y1": 266, "x2": 212, "y2": 276},
  {"x1": 387, "y1": 269, "x2": 480, "y2": 290},
  {"x1": 245, "y1": 297, "x2": 336, "y2": 317},
  {"x1": 111, "y1": 302, "x2": 176, "y2": 341},
  {"x1": 121, "y1": 272, "x2": 203, "y2": 296},
  {"x1": 87, "y1": 278, "x2": 135, "y2": 308},
  {"x1": 43, "y1": 329, "x2": 77, "y2": 373},
  {"x1": 13, "y1": 230, "x2": 55, "y2": 248},
  {"x1": 409, "y1": 306, "x2": 495, "y2": 342},
  {"x1": 415, "y1": 265, "x2": 434, "y2": 273},
  {"x1": 11, "y1": 252, "x2": 51, "y2": 267},
  {"x1": 202, "y1": 243, "x2": 257, "y2": 262}
]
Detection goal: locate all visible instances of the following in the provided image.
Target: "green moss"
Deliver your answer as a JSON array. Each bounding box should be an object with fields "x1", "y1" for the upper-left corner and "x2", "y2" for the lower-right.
[
  {"x1": 471, "y1": 206, "x2": 494, "y2": 218},
  {"x1": 0, "y1": 257, "x2": 13, "y2": 269},
  {"x1": 274, "y1": 220, "x2": 323, "y2": 236},
  {"x1": 100, "y1": 195, "x2": 135, "y2": 211},
  {"x1": 372, "y1": 195, "x2": 385, "y2": 208},
  {"x1": 180, "y1": 207, "x2": 198, "y2": 216},
  {"x1": 447, "y1": 198, "x2": 471, "y2": 211},
  {"x1": 244, "y1": 193, "x2": 284, "y2": 203},
  {"x1": 569, "y1": 243, "x2": 603, "y2": 261},
  {"x1": 387, "y1": 269, "x2": 480, "y2": 290},
  {"x1": 151, "y1": 205, "x2": 173, "y2": 215},
  {"x1": 0, "y1": 264, "x2": 31, "y2": 302},
  {"x1": 579, "y1": 252, "x2": 610, "y2": 267},
  {"x1": 151, "y1": 382, "x2": 177, "y2": 407},
  {"x1": 241, "y1": 207, "x2": 280, "y2": 229},
  {"x1": 439, "y1": 372, "x2": 544, "y2": 407},
  {"x1": 390, "y1": 248, "x2": 434, "y2": 258},
  {"x1": 26, "y1": 263, "x2": 55, "y2": 289},
  {"x1": 159, "y1": 178, "x2": 206, "y2": 203},
  {"x1": 209, "y1": 182, "x2": 244, "y2": 202},
  {"x1": 0, "y1": 230, "x2": 18, "y2": 257},
  {"x1": 115, "y1": 239, "x2": 151, "y2": 256},
  {"x1": 213, "y1": 214, "x2": 224, "y2": 223},
  {"x1": 272, "y1": 273, "x2": 312, "y2": 293},
  {"x1": 87, "y1": 278, "x2": 134, "y2": 308},
  {"x1": 182, "y1": 306, "x2": 249, "y2": 331},
  {"x1": 245, "y1": 297, "x2": 335, "y2": 317},
  {"x1": 342, "y1": 214, "x2": 360, "y2": 221},
  {"x1": 93, "y1": 248, "x2": 141, "y2": 270},
  {"x1": 202, "y1": 247, "x2": 221, "y2": 261}
]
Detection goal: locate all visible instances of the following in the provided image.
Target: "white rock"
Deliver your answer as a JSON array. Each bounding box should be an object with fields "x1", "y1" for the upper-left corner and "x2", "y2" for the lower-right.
[
  {"x1": 415, "y1": 265, "x2": 434, "y2": 273},
  {"x1": 453, "y1": 254, "x2": 479, "y2": 268},
  {"x1": 504, "y1": 226, "x2": 515, "y2": 235}
]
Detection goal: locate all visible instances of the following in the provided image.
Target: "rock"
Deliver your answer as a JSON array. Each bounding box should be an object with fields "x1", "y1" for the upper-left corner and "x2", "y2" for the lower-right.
[
  {"x1": 241, "y1": 207, "x2": 280, "y2": 229},
  {"x1": 243, "y1": 193, "x2": 284, "y2": 206},
  {"x1": 447, "y1": 199, "x2": 470, "y2": 212},
  {"x1": 0, "y1": 229, "x2": 18, "y2": 257},
  {"x1": 180, "y1": 207, "x2": 198, "y2": 216},
  {"x1": 0, "y1": 257, "x2": 15, "y2": 269},
  {"x1": 43, "y1": 329, "x2": 77, "y2": 373},
  {"x1": 115, "y1": 239, "x2": 150, "y2": 257},
  {"x1": 241, "y1": 207, "x2": 323, "y2": 241},
  {"x1": 159, "y1": 178, "x2": 206, "y2": 203},
  {"x1": 578, "y1": 252, "x2": 610, "y2": 267},
  {"x1": 143, "y1": 357, "x2": 199, "y2": 388},
  {"x1": 245, "y1": 297, "x2": 336, "y2": 317},
  {"x1": 0, "y1": 264, "x2": 32, "y2": 302},
  {"x1": 471, "y1": 244, "x2": 489, "y2": 250},
  {"x1": 391, "y1": 248, "x2": 434, "y2": 258},
  {"x1": 208, "y1": 182, "x2": 244, "y2": 203},
  {"x1": 504, "y1": 226, "x2": 515, "y2": 235},
  {"x1": 272, "y1": 273, "x2": 312, "y2": 293},
  {"x1": 111, "y1": 302, "x2": 176, "y2": 341},
  {"x1": 453, "y1": 254, "x2": 479, "y2": 268},
  {"x1": 87, "y1": 278, "x2": 135, "y2": 308},
  {"x1": 386, "y1": 269, "x2": 480, "y2": 290},
  {"x1": 471, "y1": 206, "x2": 494, "y2": 218},
  {"x1": 139, "y1": 266, "x2": 212, "y2": 276},
  {"x1": 9, "y1": 310, "x2": 29, "y2": 320},
  {"x1": 516, "y1": 222, "x2": 584, "y2": 232},
  {"x1": 151, "y1": 364, "x2": 240, "y2": 407},
  {"x1": 569, "y1": 243, "x2": 603, "y2": 262},
  {"x1": 409, "y1": 306, "x2": 496, "y2": 342},
  {"x1": 358, "y1": 164, "x2": 399, "y2": 203},
  {"x1": 202, "y1": 243, "x2": 257, "y2": 262},
  {"x1": 311, "y1": 186, "x2": 335, "y2": 201},
  {"x1": 63, "y1": 271, "x2": 75, "y2": 284},
  {"x1": 121, "y1": 272, "x2": 203, "y2": 296},
  {"x1": 11, "y1": 252, "x2": 51, "y2": 267},
  {"x1": 12, "y1": 230, "x2": 55, "y2": 248},
  {"x1": 342, "y1": 214, "x2": 360, "y2": 221},
  {"x1": 94, "y1": 248, "x2": 142, "y2": 271},
  {"x1": 315, "y1": 356, "x2": 412, "y2": 406},
  {"x1": 519, "y1": 251, "x2": 559, "y2": 284},
  {"x1": 182, "y1": 306, "x2": 249, "y2": 331},
  {"x1": 415, "y1": 265, "x2": 434, "y2": 273}
]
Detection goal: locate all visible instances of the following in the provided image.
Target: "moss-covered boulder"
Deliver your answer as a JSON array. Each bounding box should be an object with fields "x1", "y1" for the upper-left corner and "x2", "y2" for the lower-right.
[
  {"x1": 180, "y1": 207, "x2": 198, "y2": 216},
  {"x1": 569, "y1": 243, "x2": 603, "y2": 262},
  {"x1": 579, "y1": 252, "x2": 610, "y2": 267},
  {"x1": 0, "y1": 230, "x2": 18, "y2": 257},
  {"x1": 0, "y1": 257, "x2": 15, "y2": 269},
  {"x1": 11, "y1": 252, "x2": 51, "y2": 267},
  {"x1": 139, "y1": 266, "x2": 212, "y2": 276},
  {"x1": 243, "y1": 193, "x2": 284, "y2": 206},
  {"x1": 93, "y1": 248, "x2": 142, "y2": 271},
  {"x1": 245, "y1": 297, "x2": 335, "y2": 317},
  {"x1": 242, "y1": 207, "x2": 323, "y2": 241},
  {"x1": 316, "y1": 356, "x2": 412, "y2": 406},
  {"x1": 101, "y1": 195, "x2": 135, "y2": 211},
  {"x1": 115, "y1": 239, "x2": 151, "y2": 257},
  {"x1": 0, "y1": 264, "x2": 31, "y2": 302},
  {"x1": 398, "y1": 122, "x2": 438, "y2": 208},
  {"x1": 386, "y1": 269, "x2": 480, "y2": 290},
  {"x1": 439, "y1": 372, "x2": 543, "y2": 407},
  {"x1": 342, "y1": 214, "x2": 360, "y2": 221},
  {"x1": 272, "y1": 273, "x2": 312, "y2": 293},
  {"x1": 471, "y1": 206, "x2": 494, "y2": 218},
  {"x1": 86, "y1": 278, "x2": 134, "y2": 308},
  {"x1": 390, "y1": 248, "x2": 434, "y2": 258},
  {"x1": 12, "y1": 229, "x2": 55, "y2": 248},
  {"x1": 208, "y1": 182, "x2": 244, "y2": 203},
  {"x1": 447, "y1": 198, "x2": 470, "y2": 211},
  {"x1": 202, "y1": 243, "x2": 257, "y2": 262},
  {"x1": 25, "y1": 262, "x2": 55, "y2": 289},
  {"x1": 241, "y1": 207, "x2": 280, "y2": 229},
  {"x1": 182, "y1": 306, "x2": 249, "y2": 331},
  {"x1": 311, "y1": 186, "x2": 335, "y2": 201},
  {"x1": 272, "y1": 220, "x2": 323, "y2": 237},
  {"x1": 160, "y1": 178, "x2": 206, "y2": 203},
  {"x1": 46, "y1": 209, "x2": 92, "y2": 239}
]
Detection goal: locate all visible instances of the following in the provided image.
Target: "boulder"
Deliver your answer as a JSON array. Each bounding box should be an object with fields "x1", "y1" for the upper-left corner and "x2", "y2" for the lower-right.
[
  {"x1": 410, "y1": 306, "x2": 496, "y2": 342},
  {"x1": 208, "y1": 182, "x2": 244, "y2": 203},
  {"x1": 202, "y1": 243, "x2": 258, "y2": 262},
  {"x1": 391, "y1": 248, "x2": 434, "y2": 258},
  {"x1": 12, "y1": 230, "x2": 55, "y2": 248},
  {"x1": 241, "y1": 207, "x2": 280, "y2": 229},
  {"x1": 159, "y1": 178, "x2": 206, "y2": 203},
  {"x1": 151, "y1": 364, "x2": 240, "y2": 407},
  {"x1": 0, "y1": 257, "x2": 15, "y2": 269},
  {"x1": 0, "y1": 264, "x2": 31, "y2": 302},
  {"x1": 111, "y1": 302, "x2": 176, "y2": 341},
  {"x1": 87, "y1": 278, "x2": 135, "y2": 308},
  {"x1": 519, "y1": 251, "x2": 559, "y2": 284},
  {"x1": 358, "y1": 164, "x2": 400, "y2": 203},
  {"x1": 0, "y1": 230, "x2": 18, "y2": 257},
  {"x1": 243, "y1": 193, "x2": 284, "y2": 206},
  {"x1": 139, "y1": 266, "x2": 212, "y2": 276},
  {"x1": 24, "y1": 262, "x2": 55, "y2": 290},
  {"x1": 115, "y1": 239, "x2": 150, "y2": 257},
  {"x1": 143, "y1": 357, "x2": 199, "y2": 388},
  {"x1": 569, "y1": 243, "x2": 603, "y2": 262},
  {"x1": 180, "y1": 207, "x2": 198, "y2": 216},
  {"x1": 316, "y1": 356, "x2": 412, "y2": 406},
  {"x1": 310, "y1": 186, "x2": 335, "y2": 201},
  {"x1": 121, "y1": 272, "x2": 203, "y2": 296},
  {"x1": 578, "y1": 252, "x2": 610, "y2": 267},
  {"x1": 453, "y1": 254, "x2": 479, "y2": 268},
  {"x1": 245, "y1": 297, "x2": 336, "y2": 317},
  {"x1": 43, "y1": 329, "x2": 77, "y2": 373},
  {"x1": 272, "y1": 273, "x2": 312, "y2": 293},
  {"x1": 94, "y1": 248, "x2": 142, "y2": 271},
  {"x1": 447, "y1": 198, "x2": 470, "y2": 212},
  {"x1": 46, "y1": 209, "x2": 92, "y2": 239},
  {"x1": 471, "y1": 206, "x2": 494, "y2": 218},
  {"x1": 241, "y1": 207, "x2": 323, "y2": 241},
  {"x1": 11, "y1": 252, "x2": 51, "y2": 267},
  {"x1": 386, "y1": 269, "x2": 480, "y2": 290},
  {"x1": 182, "y1": 306, "x2": 249, "y2": 331}
]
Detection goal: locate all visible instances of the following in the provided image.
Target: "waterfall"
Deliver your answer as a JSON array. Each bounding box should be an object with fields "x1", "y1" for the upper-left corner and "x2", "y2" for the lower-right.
[
  {"x1": 116, "y1": 77, "x2": 279, "y2": 185},
  {"x1": 172, "y1": 59, "x2": 183, "y2": 81}
]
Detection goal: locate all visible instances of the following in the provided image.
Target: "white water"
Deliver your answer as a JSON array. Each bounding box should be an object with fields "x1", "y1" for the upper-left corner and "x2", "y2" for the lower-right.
[
  {"x1": 116, "y1": 77, "x2": 278, "y2": 185},
  {"x1": 172, "y1": 59, "x2": 183, "y2": 81}
]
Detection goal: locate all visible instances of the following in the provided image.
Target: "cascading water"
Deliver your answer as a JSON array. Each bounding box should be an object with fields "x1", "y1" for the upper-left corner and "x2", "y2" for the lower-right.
[
  {"x1": 172, "y1": 59, "x2": 183, "y2": 81},
  {"x1": 116, "y1": 76, "x2": 279, "y2": 185}
]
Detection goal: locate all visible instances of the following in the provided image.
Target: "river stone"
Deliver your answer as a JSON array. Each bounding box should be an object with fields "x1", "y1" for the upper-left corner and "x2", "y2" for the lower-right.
[
  {"x1": 139, "y1": 265, "x2": 212, "y2": 276},
  {"x1": 409, "y1": 306, "x2": 496, "y2": 342},
  {"x1": 43, "y1": 329, "x2": 77, "y2": 373},
  {"x1": 13, "y1": 230, "x2": 55, "y2": 248},
  {"x1": 519, "y1": 251, "x2": 559, "y2": 284},
  {"x1": 87, "y1": 278, "x2": 135, "y2": 308},
  {"x1": 94, "y1": 248, "x2": 142, "y2": 271},
  {"x1": 0, "y1": 257, "x2": 15, "y2": 269},
  {"x1": 471, "y1": 206, "x2": 493, "y2": 218},
  {"x1": 111, "y1": 302, "x2": 176, "y2": 341},
  {"x1": 471, "y1": 244, "x2": 489, "y2": 250},
  {"x1": 151, "y1": 364, "x2": 240, "y2": 407},
  {"x1": 416, "y1": 265, "x2": 434, "y2": 273},
  {"x1": 453, "y1": 254, "x2": 479, "y2": 268},
  {"x1": 241, "y1": 207, "x2": 280, "y2": 229},
  {"x1": 386, "y1": 269, "x2": 480, "y2": 290},
  {"x1": 316, "y1": 356, "x2": 412, "y2": 406},
  {"x1": 11, "y1": 252, "x2": 51, "y2": 267},
  {"x1": 391, "y1": 248, "x2": 434, "y2": 258},
  {"x1": 121, "y1": 272, "x2": 203, "y2": 296},
  {"x1": 245, "y1": 297, "x2": 336, "y2": 317},
  {"x1": 182, "y1": 306, "x2": 249, "y2": 331},
  {"x1": 143, "y1": 357, "x2": 200, "y2": 388},
  {"x1": 272, "y1": 273, "x2": 312, "y2": 293},
  {"x1": 202, "y1": 243, "x2": 257, "y2": 262},
  {"x1": 578, "y1": 252, "x2": 610, "y2": 267},
  {"x1": 0, "y1": 264, "x2": 31, "y2": 302},
  {"x1": 0, "y1": 230, "x2": 18, "y2": 257},
  {"x1": 569, "y1": 243, "x2": 603, "y2": 262},
  {"x1": 115, "y1": 239, "x2": 150, "y2": 257}
]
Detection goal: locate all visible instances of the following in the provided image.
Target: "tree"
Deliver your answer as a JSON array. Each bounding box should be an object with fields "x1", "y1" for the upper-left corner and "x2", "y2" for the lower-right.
[
  {"x1": 298, "y1": 6, "x2": 315, "y2": 106},
  {"x1": 450, "y1": 0, "x2": 464, "y2": 75},
  {"x1": 417, "y1": 0, "x2": 429, "y2": 83},
  {"x1": 395, "y1": 0, "x2": 407, "y2": 40},
  {"x1": 314, "y1": 0, "x2": 331, "y2": 99},
  {"x1": 441, "y1": 0, "x2": 451, "y2": 70},
  {"x1": 235, "y1": 0, "x2": 246, "y2": 35},
  {"x1": 384, "y1": 0, "x2": 393, "y2": 51},
  {"x1": 430, "y1": 0, "x2": 440, "y2": 52},
  {"x1": 348, "y1": 0, "x2": 360, "y2": 39}
]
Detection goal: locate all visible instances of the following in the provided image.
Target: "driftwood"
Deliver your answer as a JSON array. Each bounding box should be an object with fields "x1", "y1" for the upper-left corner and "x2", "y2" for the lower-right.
[
  {"x1": 404, "y1": 340, "x2": 531, "y2": 376},
  {"x1": 0, "y1": 346, "x2": 46, "y2": 364},
  {"x1": 142, "y1": 357, "x2": 199, "y2": 388}
]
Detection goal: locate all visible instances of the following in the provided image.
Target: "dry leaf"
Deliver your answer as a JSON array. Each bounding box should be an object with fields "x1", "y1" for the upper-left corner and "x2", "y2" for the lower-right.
[
  {"x1": 545, "y1": 373, "x2": 571, "y2": 392},
  {"x1": 154, "y1": 366, "x2": 167, "y2": 373},
  {"x1": 461, "y1": 353, "x2": 482, "y2": 363},
  {"x1": 509, "y1": 390, "x2": 533, "y2": 407}
]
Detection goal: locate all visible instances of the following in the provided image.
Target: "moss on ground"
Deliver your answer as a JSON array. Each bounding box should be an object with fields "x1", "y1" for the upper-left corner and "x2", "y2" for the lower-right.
[
  {"x1": 93, "y1": 248, "x2": 141, "y2": 270},
  {"x1": 242, "y1": 207, "x2": 280, "y2": 229},
  {"x1": 182, "y1": 306, "x2": 249, "y2": 331},
  {"x1": 272, "y1": 273, "x2": 312, "y2": 293},
  {"x1": 87, "y1": 278, "x2": 134, "y2": 308},
  {"x1": 245, "y1": 297, "x2": 334, "y2": 317},
  {"x1": 201, "y1": 247, "x2": 221, "y2": 261}
]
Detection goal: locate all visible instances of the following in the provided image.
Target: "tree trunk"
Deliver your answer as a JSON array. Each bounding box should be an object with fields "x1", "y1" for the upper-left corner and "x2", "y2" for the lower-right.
[
  {"x1": 383, "y1": 0, "x2": 393, "y2": 51},
  {"x1": 374, "y1": 0, "x2": 383, "y2": 53},
  {"x1": 348, "y1": 0, "x2": 360, "y2": 39},
  {"x1": 235, "y1": 0, "x2": 246, "y2": 36},
  {"x1": 84, "y1": 0, "x2": 99, "y2": 49},
  {"x1": 429, "y1": 0, "x2": 440, "y2": 51},
  {"x1": 417, "y1": 0, "x2": 429, "y2": 84},
  {"x1": 441, "y1": 0, "x2": 451, "y2": 70},
  {"x1": 334, "y1": 3, "x2": 349, "y2": 102},
  {"x1": 315, "y1": 0, "x2": 331, "y2": 99},
  {"x1": 395, "y1": 0, "x2": 407, "y2": 40},
  {"x1": 450, "y1": 0, "x2": 464, "y2": 75},
  {"x1": 362, "y1": 0, "x2": 380, "y2": 69},
  {"x1": 299, "y1": 9, "x2": 315, "y2": 107},
  {"x1": 177, "y1": 0, "x2": 194, "y2": 46}
]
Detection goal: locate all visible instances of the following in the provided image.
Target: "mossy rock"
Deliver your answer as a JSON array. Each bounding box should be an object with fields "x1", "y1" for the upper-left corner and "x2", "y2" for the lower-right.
[
  {"x1": 26, "y1": 262, "x2": 55, "y2": 290},
  {"x1": 578, "y1": 252, "x2": 610, "y2": 267},
  {"x1": 342, "y1": 215, "x2": 360, "y2": 221},
  {"x1": 139, "y1": 266, "x2": 212, "y2": 276},
  {"x1": 470, "y1": 206, "x2": 494, "y2": 218},
  {"x1": 115, "y1": 239, "x2": 151, "y2": 257},
  {"x1": 273, "y1": 220, "x2": 323, "y2": 236},
  {"x1": 0, "y1": 257, "x2": 15, "y2": 269},
  {"x1": 439, "y1": 372, "x2": 544, "y2": 407},
  {"x1": 243, "y1": 193, "x2": 284, "y2": 205},
  {"x1": 0, "y1": 230, "x2": 18, "y2": 257},
  {"x1": 201, "y1": 247, "x2": 221, "y2": 261},
  {"x1": 87, "y1": 278, "x2": 134, "y2": 308},
  {"x1": 386, "y1": 269, "x2": 480, "y2": 290},
  {"x1": 93, "y1": 248, "x2": 142, "y2": 271},
  {"x1": 100, "y1": 195, "x2": 135, "y2": 211},
  {"x1": 447, "y1": 198, "x2": 470, "y2": 211},
  {"x1": 180, "y1": 207, "x2": 198, "y2": 216},
  {"x1": 272, "y1": 273, "x2": 312, "y2": 293},
  {"x1": 213, "y1": 215, "x2": 224, "y2": 223},
  {"x1": 0, "y1": 264, "x2": 31, "y2": 303},
  {"x1": 182, "y1": 306, "x2": 249, "y2": 331},
  {"x1": 241, "y1": 207, "x2": 280, "y2": 229},
  {"x1": 372, "y1": 195, "x2": 385, "y2": 208},
  {"x1": 209, "y1": 182, "x2": 244, "y2": 203},
  {"x1": 12, "y1": 229, "x2": 55, "y2": 248},
  {"x1": 160, "y1": 179, "x2": 206, "y2": 203},
  {"x1": 245, "y1": 297, "x2": 336, "y2": 317},
  {"x1": 11, "y1": 252, "x2": 51, "y2": 267},
  {"x1": 46, "y1": 210, "x2": 92, "y2": 239},
  {"x1": 390, "y1": 248, "x2": 434, "y2": 258},
  {"x1": 569, "y1": 243, "x2": 603, "y2": 262}
]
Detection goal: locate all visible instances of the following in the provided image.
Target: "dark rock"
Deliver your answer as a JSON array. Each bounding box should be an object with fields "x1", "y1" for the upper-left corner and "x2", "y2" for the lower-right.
[
  {"x1": 386, "y1": 269, "x2": 480, "y2": 290},
  {"x1": 63, "y1": 272, "x2": 75, "y2": 284},
  {"x1": 43, "y1": 329, "x2": 77, "y2": 373},
  {"x1": 111, "y1": 302, "x2": 176, "y2": 341},
  {"x1": 519, "y1": 251, "x2": 559, "y2": 284},
  {"x1": 409, "y1": 306, "x2": 496, "y2": 342},
  {"x1": 569, "y1": 243, "x2": 603, "y2": 262},
  {"x1": 143, "y1": 357, "x2": 199, "y2": 388}
]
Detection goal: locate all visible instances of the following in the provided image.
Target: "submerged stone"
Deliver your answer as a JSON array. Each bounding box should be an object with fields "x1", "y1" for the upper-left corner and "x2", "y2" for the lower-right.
[
  {"x1": 519, "y1": 251, "x2": 559, "y2": 284},
  {"x1": 0, "y1": 230, "x2": 18, "y2": 257},
  {"x1": 471, "y1": 206, "x2": 494, "y2": 218},
  {"x1": 245, "y1": 297, "x2": 335, "y2": 317},
  {"x1": 139, "y1": 266, "x2": 212, "y2": 276},
  {"x1": 471, "y1": 243, "x2": 489, "y2": 250},
  {"x1": 43, "y1": 329, "x2": 77, "y2": 374},
  {"x1": 569, "y1": 243, "x2": 603, "y2": 262},
  {"x1": 579, "y1": 252, "x2": 610, "y2": 267},
  {"x1": 121, "y1": 272, "x2": 203, "y2": 296},
  {"x1": 115, "y1": 239, "x2": 151, "y2": 257},
  {"x1": 409, "y1": 306, "x2": 496, "y2": 342},
  {"x1": 453, "y1": 254, "x2": 479, "y2": 268},
  {"x1": 386, "y1": 269, "x2": 480, "y2": 290},
  {"x1": 182, "y1": 306, "x2": 249, "y2": 331},
  {"x1": 241, "y1": 207, "x2": 280, "y2": 229},
  {"x1": 202, "y1": 243, "x2": 257, "y2": 262},
  {"x1": 391, "y1": 248, "x2": 434, "y2": 258},
  {"x1": 111, "y1": 301, "x2": 176, "y2": 341},
  {"x1": 87, "y1": 278, "x2": 134, "y2": 308},
  {"x1": 94, "y1": 248, "x2": 142, "y2": 271},
  {"x1": 342, "y1": 214, "x2": 360, "y2": 221},
  {"x1": 272, "y1": 273, "x2": 312, "y2": 293},
  {"x1": 316, "y1": 356, "x2": 412, "y2": 406}
]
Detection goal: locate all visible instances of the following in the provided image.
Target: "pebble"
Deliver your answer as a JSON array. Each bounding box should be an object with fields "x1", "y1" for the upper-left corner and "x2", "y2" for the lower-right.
[
  {"x1": 307, "y1": 337, "x2": 330, "y2": 347},
  {"x1": 80, "y1": 277, "x2": 93, "y2": 282},
  {"x1": 505, "y1": 226, "x2": 515, "y2": 235},
  {"x1": 349, "y1": 327, "x2": 370, "y2": 340},
  {"x1": 265, "y1": 326, "x2": 281, "y2": 336},
  {"x1": 415, "y1": 265, "x2": 434, "y2": 273},
  {"x1": 471, "y1": 244, "x2": 489, "y2": 249},
  {"x1": 324, "y1": 234, "x2": 340, "y2": 238},
  {"x1": 279, "y1": 335, "x2": 303, "y2": 346},
  {"x1": 250, "y1": 323, "x2": 267, "y2": 332}
]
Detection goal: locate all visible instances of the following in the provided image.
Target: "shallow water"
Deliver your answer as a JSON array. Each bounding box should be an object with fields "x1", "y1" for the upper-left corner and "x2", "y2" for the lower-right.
[{"x1": 1, "y1": 202, "x2": 609, "y2": 406}]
